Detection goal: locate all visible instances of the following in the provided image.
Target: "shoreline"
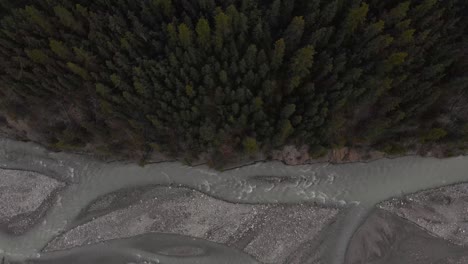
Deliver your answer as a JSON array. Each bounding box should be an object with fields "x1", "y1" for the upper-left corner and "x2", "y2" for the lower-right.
[{"x1": 1, "y1": 135, "x2": 467, "y2": 172}]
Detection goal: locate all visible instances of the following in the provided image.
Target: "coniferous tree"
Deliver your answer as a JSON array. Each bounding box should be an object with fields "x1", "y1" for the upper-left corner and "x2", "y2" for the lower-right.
[{"x1": 0, "y1": 0, "x2": 465, "y2": 163}]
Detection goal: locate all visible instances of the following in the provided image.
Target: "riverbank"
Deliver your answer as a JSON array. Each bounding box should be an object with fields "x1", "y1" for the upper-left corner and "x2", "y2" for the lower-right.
[{"x1": 2, "y1": 131, "x2": 467, "y2": 171}]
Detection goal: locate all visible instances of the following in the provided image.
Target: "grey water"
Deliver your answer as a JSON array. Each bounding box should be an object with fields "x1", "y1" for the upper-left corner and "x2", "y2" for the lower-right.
[
  {"x1": 0, "y1": 138, "x2": 468, "y2": 263},
  {"x1": 19, "y1": 233, "x2": 258, "y2": 264}
]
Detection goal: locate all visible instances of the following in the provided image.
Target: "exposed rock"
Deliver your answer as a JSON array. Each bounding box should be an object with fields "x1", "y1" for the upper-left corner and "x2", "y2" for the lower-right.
[
  {"x1": 367, "y1": 150, "x2": 386, "y2": 161},
  {"x1": 3, "y1": 117, "x2": 29, "y2": 139},
  {"x1": 2, "y1": 116, "x2": 45, "y2": 143},
  {"x1": 45, "y1": 186, "x2": 339, "y2": 264},
  {"x1": 271, "y1": 145, "x2": 387, "y2": 165},
  {"x1": 270, "y1": 142, "x2": 468, "y2": 166},
  {"x1": 0, "y1": 169, "x2": 64, "y2": 235},
  {"x1": 380, "y1": 183, "x2": 468, "y2": 246},
  {"x1": 271, "y1": 145, "x2": 312, "y2": 165},
  {"x1": 421, "y1": 144, "x2": 447, "y2": 159},
  {"x1": 346, "y1": 149, "x2": 361, "y2": 162},
  {"x1": 329, "y1": 147, "x2": 349, "y2": 163},
  {"x1": 328, "y1": 148, "x2": 383, "y2": 163},
  {"x1": 346, "y1": 209, "x2": 468, "y2": 264}
]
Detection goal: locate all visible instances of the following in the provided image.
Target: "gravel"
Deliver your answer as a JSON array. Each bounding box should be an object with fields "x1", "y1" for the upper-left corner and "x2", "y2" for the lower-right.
[
  {"x1": 44, "y1": 186, "x2": 339, "y2": 264},
  {"x1": 380, "y1": 183, "x2": 468, "y2": 246},
  {"x1": 346, "y1": 209, "x2": 468, "y2": 264},
  {"x1": 0, "y1": 169, "x2": 64, "y2": 234}
]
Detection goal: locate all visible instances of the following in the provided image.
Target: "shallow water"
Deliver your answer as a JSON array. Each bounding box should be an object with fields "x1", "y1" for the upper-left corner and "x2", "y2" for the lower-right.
[
  {"x1": 19, "y1": 233, "x2": 258, "y2": 264},
  {"x1": 0, "y1": 138, "x2": 467, "y2": 263}
]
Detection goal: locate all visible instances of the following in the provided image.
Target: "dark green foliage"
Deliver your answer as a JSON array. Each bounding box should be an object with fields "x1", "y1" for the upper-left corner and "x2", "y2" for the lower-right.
[
  {"x1": 0, "y1": 0, "x2": 467, "y2": 161},
  {"x1": 381, "y1": 143, "x2": 407, "y2": 156},
  {"x1": 420, "y1": 128, "x2": 448, "y2": 143},
  {"x1": 309, "y1": 145, "x2": 328, "y2": 159},
  {"x1": 243, "y1": 137, "x2": 258, "y2": 155}
]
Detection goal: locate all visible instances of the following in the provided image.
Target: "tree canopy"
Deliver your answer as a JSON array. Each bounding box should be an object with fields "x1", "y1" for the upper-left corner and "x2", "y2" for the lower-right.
[{"x1": 0, "y1": 0, "x2": 466, "y2": 162}]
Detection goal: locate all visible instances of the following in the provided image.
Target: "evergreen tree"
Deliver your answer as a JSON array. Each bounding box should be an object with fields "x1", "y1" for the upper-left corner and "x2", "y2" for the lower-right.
[{"x1": 0, "y1": 0, "x2": 465, "y2": 164}]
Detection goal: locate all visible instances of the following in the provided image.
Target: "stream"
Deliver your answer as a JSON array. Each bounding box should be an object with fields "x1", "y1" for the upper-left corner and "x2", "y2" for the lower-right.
[{"x1": 0, "y1": 138, "x2": 467, "y2": 263}]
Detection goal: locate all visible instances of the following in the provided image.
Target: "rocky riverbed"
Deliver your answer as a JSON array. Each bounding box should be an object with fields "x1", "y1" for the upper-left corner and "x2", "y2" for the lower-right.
[
  {"x1": 44, "y1": 186, "x2": 339, "y2": 264},
  {"x1": 0, "y1": 169, "x2": 64, "y2": 235},
  {"x1": 345, "y1": 183, "x2": 468, "y2": 264},
  {"x1": 0, "y1": 138, "x2": 468, "y2": 263},
  {"x1": 345, "y1": 209, "x2": 468, "y2": 264}
]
